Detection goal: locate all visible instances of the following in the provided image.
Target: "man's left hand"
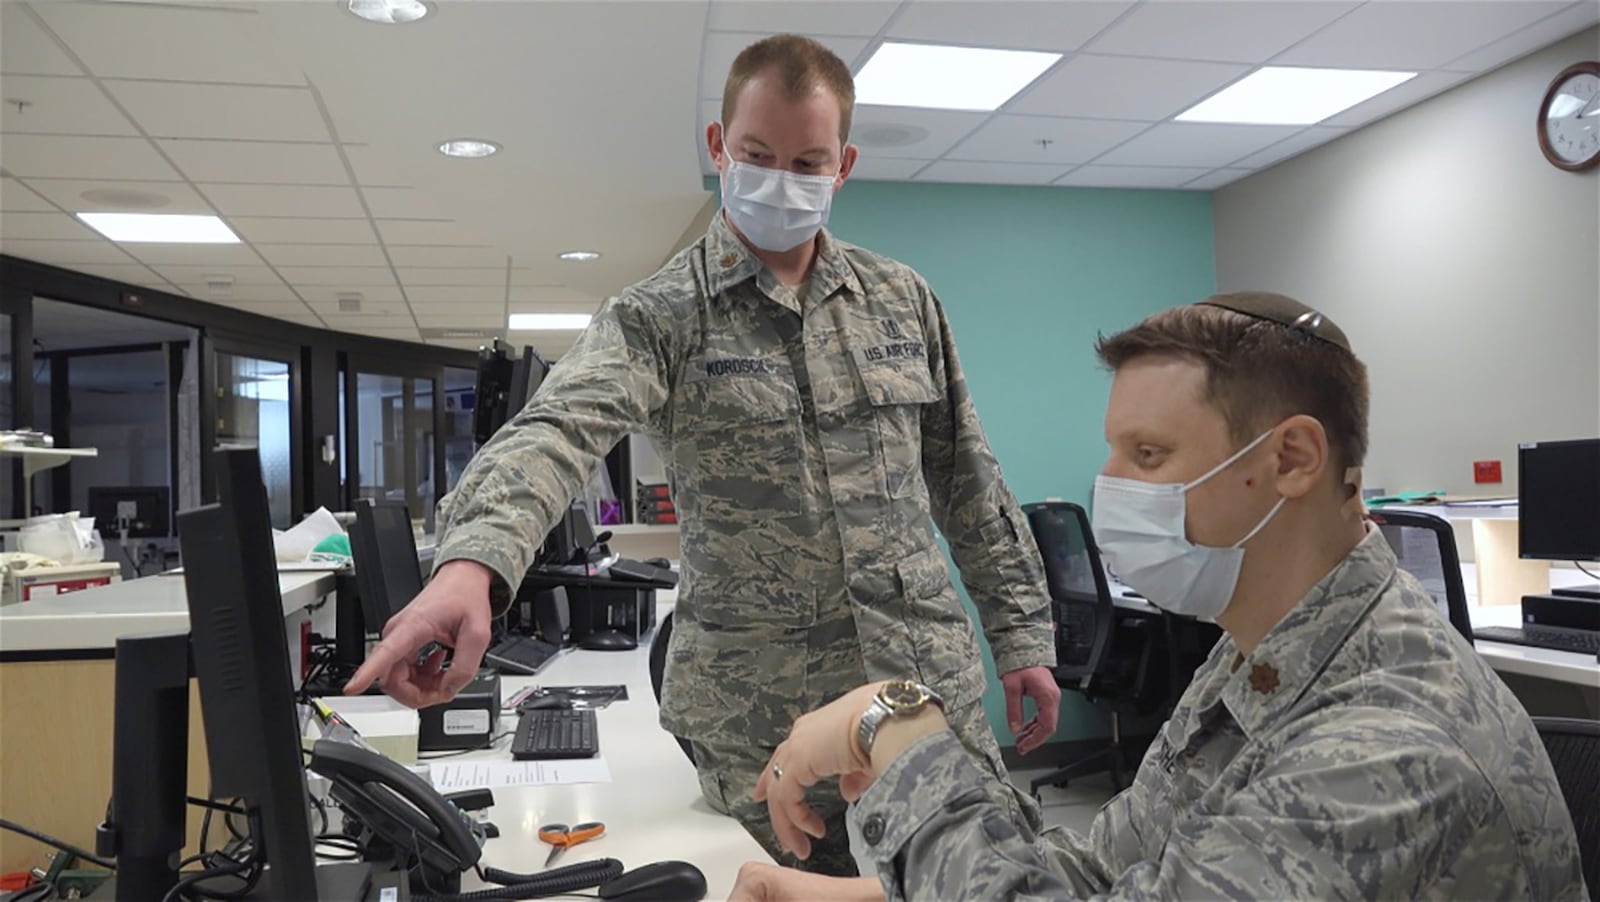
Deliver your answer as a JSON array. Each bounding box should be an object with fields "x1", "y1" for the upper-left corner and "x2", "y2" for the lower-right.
[
  {"x1": 753, "y1": 683, "x2": 884, "y2": 860},
  {"x1": 1001, "y1": 666, "x2": 1060, "y2": 755}
]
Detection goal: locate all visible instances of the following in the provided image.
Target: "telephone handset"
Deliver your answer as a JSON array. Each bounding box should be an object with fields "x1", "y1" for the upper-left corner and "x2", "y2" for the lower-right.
[{"x1": 308, "y1": 739, "x2": 483, "y2": 877}]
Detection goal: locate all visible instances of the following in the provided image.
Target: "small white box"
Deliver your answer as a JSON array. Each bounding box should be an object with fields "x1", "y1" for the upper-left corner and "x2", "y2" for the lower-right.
[{"x1": 3, "y1": 562, "x2": 122, "y2": 605}]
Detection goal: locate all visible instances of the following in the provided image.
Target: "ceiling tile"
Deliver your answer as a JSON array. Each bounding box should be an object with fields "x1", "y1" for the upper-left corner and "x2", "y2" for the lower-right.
[
  {"x1": 1, "y1": 6, "x2": 80, "y2": 76},
  {"x1": 1094, "y1": 123, "x2": 1302, "y2": 167},
  {"x1": 120, "y1": 243, "x2": 265, "y2": 266},
  {"x1": 27, "y1": 1, "x2": 306, "y2": 85},
  {"x1": 296, "y1": 285, "x2": 405, "y2": 305},
  {"x1": 254, "y1": 244, "x2": 390, "y2": 267},
  {"x1": 339, "y1": 144, "x2": 417, "y2": 187},
  {"x1": 320, "y1": 319, "x2": 419, "y2": 338},
  {"x1": 149, "y1": 264, "x2": 285, "y2": 286},
  {"x1": 386, "y1": 246, "x2": 508, "y2": 268},
  {"x1": 508, "y1": 271, "x2": 572, "y2": 288},
  {"x1": 1056, "y1": 165, "x2": 1215, "y2": 189},
  {"x1": 0, "y1": 211, "x2": 101, "y2": 241},
  {"x1": 947, "y1": 116, "x2": 1149, "y2": 165},
  {"x1": 397, "y1": 268, "x2": 508, "y2": 287},
  {"x1": 408, "y1": 286, "x2": 507, "y2": 304},
  {"x1": 158, "y1": 140, "x2": 349, "y2": 185},
  {"x1": 706, "y1": 1, "x2": 898, "y2": 37},
  {"x1": 847, "y1": 157, "x2": 929, "y2": 181},
  {"x1": 914, "y1": 160, "x2": 1070, "y2": 185},
  {"x1": 0, "y1": 177, "x2": 54, "y2": 211},
  {"x1": 229, "y1": 217, "x2": 377, "y2": 245},
  {"x1": 887, "y1": 1, "x2": 1134, "y2": 53},
  {"x1": 376, "y1": 219, "x2": 489, "y2": 246},
  {"x1": 1230, "y1": 126, "x2": 1348, "y2": 169},
  {"x1": 1184, "y1": 169, "x2": 1254, "y2": 191},
  {"x1": 0, "y1": 237, "x2": 136, "y2": 265},
  {"x1": 1322, "y1": 70, "x2": 1475, "y2": 128},
  {"x1": 26, "y1": 179, "x2": 215, "y2": 215},
  {"x1": 0, "y1": 76, "x2": 137, "y2": 136},
  {"x1": 1274, "y1": 1, "x2": 1573, "y2": 70},
  {"x1": 362, "y1": 187, "x2": 448, "y2": 220},
  {"x1": 1443, "y1": 2, "x2": 1600, "y2": 71},
  {"x1": 226, "y1": 300, "x2": 315, "y2": 318},
  {"x1": 848, "y1": 107, "x2": 992, "y2": 160},
  {"x1": 416, "y1": 305, "x2": 507, "y2": 325},
  {"x1": 1085, "y1": 2, "x2": 1357, "y2": 63},
  {"x1": 701, "y1": 32, "x2": 870, "y2": 99},
  {"x1": 0, "y1": 134, "x2": 180, "y2": 180},
  {"x1": 1008, "y1": 55, "x2": 1251, "y2": 121},
  {"x1": 201, "y1": 184, "x2": 365, "y2": 218},
  {"x1": 277, "y1": 266, "x2": 398, "y2": 287},
  {"x1": 106, "y1": 81, "x2": 329, "y2": 142},
  {"x1": 180, "y1": 283, "x2": 303, "y2": 304}
]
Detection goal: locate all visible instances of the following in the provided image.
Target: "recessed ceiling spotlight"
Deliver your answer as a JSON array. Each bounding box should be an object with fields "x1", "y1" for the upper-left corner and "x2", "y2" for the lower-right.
[
  {"x1": 437, "y1": 139, "x2": 500, "y2": 159},
  {"x1": 558, "y1": 250, "x2": 601, "y2": 262},
  {"x1": 347, "y1": 0, "x2": 430, "y2": 25}
]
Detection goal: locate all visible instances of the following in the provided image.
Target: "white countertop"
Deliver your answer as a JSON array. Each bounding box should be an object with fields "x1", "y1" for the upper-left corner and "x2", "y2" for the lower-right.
[{"x1": 0, "y1": 570, "x2": 336, "y2": 654}]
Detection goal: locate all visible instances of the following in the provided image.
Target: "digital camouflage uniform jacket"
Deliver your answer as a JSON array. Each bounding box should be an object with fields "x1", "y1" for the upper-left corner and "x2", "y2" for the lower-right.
[{"x1": 434, "y1": 213, "x2": 1054, "y2": 746}]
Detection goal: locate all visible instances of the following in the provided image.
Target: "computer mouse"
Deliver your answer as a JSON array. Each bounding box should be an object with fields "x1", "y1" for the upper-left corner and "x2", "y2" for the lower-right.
[
  {"x1": 644, "y1": 557, "x2": 673, "y2": 570},
  {"x1": 579, "y1": 629, "x2": 638, "y2": 652},
  {"x1": 598, "y1": 860, "x2": 707, "y2": 902}
]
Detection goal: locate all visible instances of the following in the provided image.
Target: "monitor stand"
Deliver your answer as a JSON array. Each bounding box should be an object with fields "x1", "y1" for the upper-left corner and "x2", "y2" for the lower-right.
[{"x1": 1551, "y1": 585, "x2": 1600, "y2": 600}]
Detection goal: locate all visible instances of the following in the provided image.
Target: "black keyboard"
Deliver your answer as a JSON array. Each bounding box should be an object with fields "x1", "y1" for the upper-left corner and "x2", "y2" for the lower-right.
[
  {"x1": 1473, "y1": 625, "x2": 1600, "y2": 655},
  {"x1": 485, "y1": 634, "x2": 561, "y2": 676},
  {"x1": 512, "y1": 708, "x2": 599, "y2": 760}
]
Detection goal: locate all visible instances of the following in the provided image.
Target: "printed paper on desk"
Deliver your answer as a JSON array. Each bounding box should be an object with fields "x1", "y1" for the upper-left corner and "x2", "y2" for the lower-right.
[{"x1": 429, "y1": 758, "x2": 612, "y2": 791}]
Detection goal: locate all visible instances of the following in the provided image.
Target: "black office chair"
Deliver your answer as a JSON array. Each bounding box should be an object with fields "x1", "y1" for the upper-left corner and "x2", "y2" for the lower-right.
[
  {"x1": 1023, "y1": 501, "x2": 1163, "y2": 797},
  {"x1": 648, "y1": 610, "x2": 696, "y2": 765},
  {"x1": 1532, "y1": 717, "x2": 1599, "y2": 899},
  {"x1": 1369, "y1": 509, "x2": 1474, "y2": 644}
]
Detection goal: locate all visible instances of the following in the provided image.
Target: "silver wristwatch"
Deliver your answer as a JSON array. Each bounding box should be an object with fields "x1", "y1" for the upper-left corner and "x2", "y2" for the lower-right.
[{"x1": 856, "y1": 679, "x2": 944, "y2": 759}]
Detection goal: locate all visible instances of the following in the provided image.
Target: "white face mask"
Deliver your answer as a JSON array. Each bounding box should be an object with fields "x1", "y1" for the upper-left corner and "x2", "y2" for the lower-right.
[
  {"x1": 720, "y1": 158, "x2": 836, "y2": 252},
  {"x1": 1091, "y1": 430, "x2": 1286, "y2": 621}
]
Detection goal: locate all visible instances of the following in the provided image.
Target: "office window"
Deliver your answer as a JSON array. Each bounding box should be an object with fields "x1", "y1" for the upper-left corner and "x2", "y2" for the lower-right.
[
  {"x1": 64, "y1": 350, "x2": 169, "y2": 517},
  {"x1": 442, "y1": 366, "x2": 475, "y2": 495},
  {"x1": 353, "y1": 372, "x2": 434, "y2": 518},
  {"x1": 216, "y1": 353, "x2": 292, "y2": 528}
]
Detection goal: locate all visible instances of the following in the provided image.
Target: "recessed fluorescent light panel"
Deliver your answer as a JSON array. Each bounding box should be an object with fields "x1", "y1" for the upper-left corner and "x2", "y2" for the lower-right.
[
  {"x1": 508, "y1": 314, "x2": 592, "y2": 331},
  {"x1": 1177, "y1": 67, "x2": 1417, "y2": 126},
  {"x1": 438, "y1": 139, "x2": 500, "y2": 159},
  {"x1": 558, "y1": 250, "x2": 601, "y2": 262},
  {"x1": 76, "y1": 213, "x2": 240, "y2": 244},
  {"x1": 347, "y1": 0, "x2": 429, "y2": 24},
  {"x1": 855, "y1": 42, "x2": 1061, "y2": 111}
]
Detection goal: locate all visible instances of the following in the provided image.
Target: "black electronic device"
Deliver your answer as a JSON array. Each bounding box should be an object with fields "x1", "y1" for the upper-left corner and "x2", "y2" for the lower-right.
[
  {"x1": 472, "y1": 339, "x2": 515, "y2": 445},
  {"x1": 579, "y1": 629, "x2": 637, "y2": 652},
  {"x1": 1518, "y1": 438, "x2": 1600, "y2": 598},
  {"x1": 598, "y1": 861, "x2": 708, "y2": 902},
  {"x1": 506, "y1": 345, "x2": 550, "y2": 417},
  {"x1": 485, "y1": 633, "x2": 562, "y2": 675},
  {"x1": 606, "y1": 558, "x2": 678, "y2": 587},
  {"x1": 351, "y1": 498, "x2": 425, "y2": 631},
  {"x1": 87, "y1": 485, "x2": 170, "y2": 539},
  {"x1": 417, "y1": 670, "x2": 501, "y2": 752},
  {"x1": 1472, "y1": 593, "x2": 1600, "y2": 654},
  {"x1": 174, "y1": 448, "x2": 375, "y2": 900},
  {"x1": 512, "y1": 707, "x2": 599, "y2": 760}
]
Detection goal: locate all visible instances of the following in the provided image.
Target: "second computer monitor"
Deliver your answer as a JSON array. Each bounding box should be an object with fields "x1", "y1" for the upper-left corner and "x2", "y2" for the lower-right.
[
  {"x1": 1518, "y1": 438, "x2": 1600, "y2": 563},
  {"x1": 352, "y1": 499, "x2": 426, "y2": 631}
]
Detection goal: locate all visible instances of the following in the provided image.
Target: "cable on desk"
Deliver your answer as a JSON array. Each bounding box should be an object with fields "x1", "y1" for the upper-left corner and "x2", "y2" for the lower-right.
[
  {"x1": 0, "y1": 817, "x2": 117, "y2": 870},
  {"x1": 1576, "y1": 561, "x2": 1599, "y2": 581},
  {"x1": 412, "y1": 858, "x2": 625, "y2": 901},
  {"x1": 417, "y1": 730, "x2": 516, "y2": 760}
]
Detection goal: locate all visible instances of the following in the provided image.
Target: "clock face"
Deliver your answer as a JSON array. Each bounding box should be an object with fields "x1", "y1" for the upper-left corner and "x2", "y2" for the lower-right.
[{"x1": 1541, "y1": 65, "x2": 1600, "y2": 169}]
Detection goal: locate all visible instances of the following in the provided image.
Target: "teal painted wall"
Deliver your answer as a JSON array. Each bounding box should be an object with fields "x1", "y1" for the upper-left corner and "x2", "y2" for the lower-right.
[{"x1": 706, "y1": 177, "x2": 1217, "y2": 747}]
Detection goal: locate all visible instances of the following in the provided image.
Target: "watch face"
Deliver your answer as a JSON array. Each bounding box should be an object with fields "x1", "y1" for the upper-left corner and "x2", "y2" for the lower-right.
[
  {"x1": 881, "y1": 680, "x2": 926, "y2": 710},
  {"x1": 1543, "y1": 67, "x2": 1600, "y2": 167}
]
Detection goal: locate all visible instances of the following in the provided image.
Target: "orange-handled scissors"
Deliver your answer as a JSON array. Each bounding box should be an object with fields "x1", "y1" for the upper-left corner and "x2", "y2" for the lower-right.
[{"x1": 538, "y1": 821, "x2": 605, "y2": 867}]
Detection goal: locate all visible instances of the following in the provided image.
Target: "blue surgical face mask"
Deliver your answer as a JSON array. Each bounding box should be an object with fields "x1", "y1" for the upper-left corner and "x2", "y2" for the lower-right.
[
  {"x1": 1091, "y1": 430, "x2": 1285, "y2": 621},
  {"x1": 719, "y1": 158, "x2": 836, "y2": 252}
]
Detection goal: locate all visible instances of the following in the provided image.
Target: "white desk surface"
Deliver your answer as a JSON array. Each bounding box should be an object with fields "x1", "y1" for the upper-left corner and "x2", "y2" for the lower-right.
[
  {"x1": 1461, "y1": 564, "x2": 1599, "y2": 688},
  {"x1": 0, "y1": 570, "x2": 335, "y2": 654},
  {"x1": 431, "y1": 597, "x2": 771, "y2": 901}
]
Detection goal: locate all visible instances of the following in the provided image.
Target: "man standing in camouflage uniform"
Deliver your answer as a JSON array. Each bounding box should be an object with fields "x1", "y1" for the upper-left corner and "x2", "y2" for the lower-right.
[
  {"x1": 733, "y1": 294, "x2": 1587, "y2": 900},
  {"x1": 348, "y1": 34, "x2": 1059, "y2": 875}
]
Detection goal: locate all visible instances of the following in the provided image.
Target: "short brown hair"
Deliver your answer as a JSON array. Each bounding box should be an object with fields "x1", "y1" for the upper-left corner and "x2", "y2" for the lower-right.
[
  {"x1": 1095, "y1": 292, "x2": 1370, "y2": 474},
  {"x1": 722, "y1": 34, "x2": 855, "y2": 146}
]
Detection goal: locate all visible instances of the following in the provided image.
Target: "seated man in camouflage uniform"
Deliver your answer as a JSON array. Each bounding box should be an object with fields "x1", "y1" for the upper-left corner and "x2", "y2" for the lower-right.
[{"x1": 733, "y1": 293, "x2": 1587, "y2": 901}]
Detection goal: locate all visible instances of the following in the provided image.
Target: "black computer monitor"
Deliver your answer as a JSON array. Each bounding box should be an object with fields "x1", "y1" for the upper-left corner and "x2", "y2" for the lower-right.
[
  {"x1": 1518, "y1": 438, "x2": 1600, "y2": 563},
  {"x1": 506, "y1": 345, "x2": 549, "y2": 416},
  {"x1": 351, "y1": 498, "x2": 425, "y2": 631},
  {"x1": 178, "y1": 449, "x2": 369, "y2": 899},
  {"x1": 471, "y1": 339, "x2": 515, "y2": 445},
  {"x1": 87, "y1": 485, "x2": 171, "y2": 538}
]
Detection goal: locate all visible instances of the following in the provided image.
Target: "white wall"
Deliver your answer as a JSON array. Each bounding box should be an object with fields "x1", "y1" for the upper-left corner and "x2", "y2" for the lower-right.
[{"x1": 1214, "y1": 28, "x2": 1600, "y2": 498}]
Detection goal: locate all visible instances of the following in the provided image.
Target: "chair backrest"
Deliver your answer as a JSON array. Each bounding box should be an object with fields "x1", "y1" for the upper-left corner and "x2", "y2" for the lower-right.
[
  {"x1": 1024, "y1": 501, "x2": 1114, "y2": 684},
  {"x1": 1532, "y1": 717, "x2": 1599, "y2": 898},
  {"x1": 1370, "y1": 509, "x2": 1474, "y2": 645},
  {"x1": 648, "y1": 610, "x2": 696, "y2": 764}
]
